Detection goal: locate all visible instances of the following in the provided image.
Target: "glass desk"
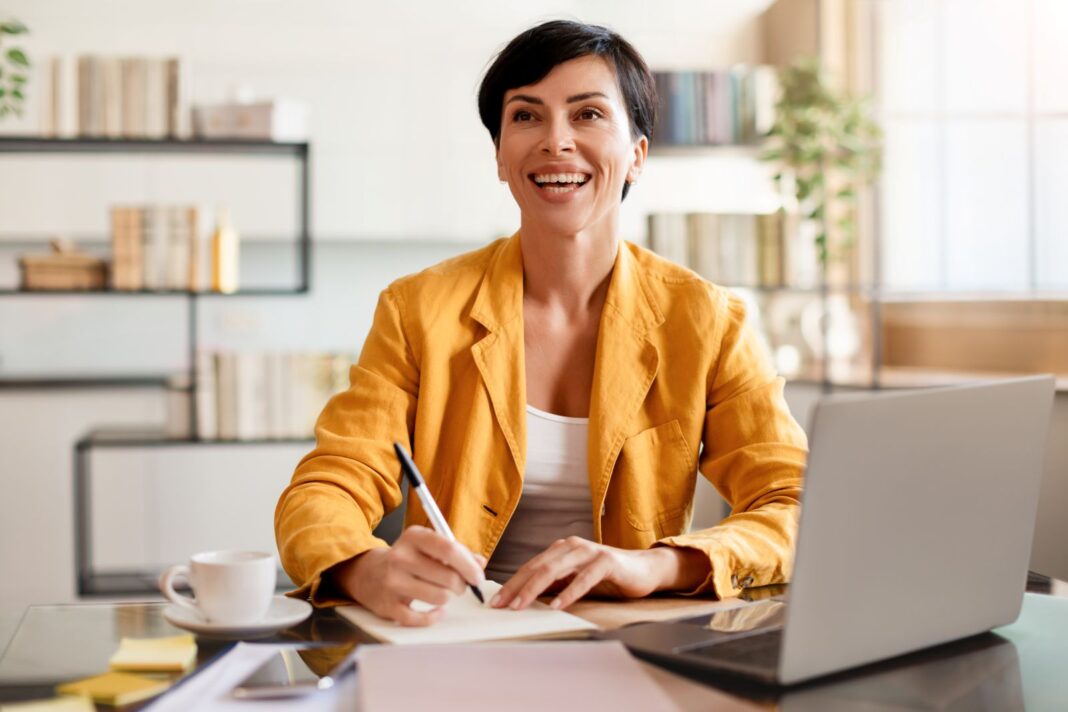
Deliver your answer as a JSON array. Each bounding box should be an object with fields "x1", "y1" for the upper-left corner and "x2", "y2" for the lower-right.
[{"x1": 1, "y1": 581, "x2": 1066, "y2": 711}]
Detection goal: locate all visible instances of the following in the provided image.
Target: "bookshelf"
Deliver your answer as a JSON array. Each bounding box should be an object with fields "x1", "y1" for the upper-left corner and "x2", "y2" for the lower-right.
[
  {"x1": 0, "y1": 136, "x2": 314, "y2": 594},
  {"x1": 644, "y1": 53, "x2": 884, "y2": 393}
]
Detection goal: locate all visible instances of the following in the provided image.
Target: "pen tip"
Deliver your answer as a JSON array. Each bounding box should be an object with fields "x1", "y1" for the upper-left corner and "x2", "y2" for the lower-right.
[{"x1": 472, "y1": 586, "x2": 485, "y2": 604}]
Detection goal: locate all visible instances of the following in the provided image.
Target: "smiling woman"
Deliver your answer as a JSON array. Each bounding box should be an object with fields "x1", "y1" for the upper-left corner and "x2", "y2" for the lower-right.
[{"x1": 275, "y1": 19, "x2": 809, "y2": 627}]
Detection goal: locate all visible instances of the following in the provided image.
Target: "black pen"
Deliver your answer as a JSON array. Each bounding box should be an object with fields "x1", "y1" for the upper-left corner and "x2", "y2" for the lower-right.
[{"x1": 393, "y1": 442, "x2": 486, "y2": 604}]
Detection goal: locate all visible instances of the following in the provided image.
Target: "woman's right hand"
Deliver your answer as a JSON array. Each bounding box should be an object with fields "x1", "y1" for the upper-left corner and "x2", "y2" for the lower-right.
[{"x1": 332, "y1": 525, "x2": 487, "y2": 626}]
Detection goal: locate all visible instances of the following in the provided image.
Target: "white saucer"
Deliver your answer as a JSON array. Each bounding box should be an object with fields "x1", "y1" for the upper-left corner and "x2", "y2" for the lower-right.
[{"x1": 163, "y1": 595, "x2": 313, "y2": 638}]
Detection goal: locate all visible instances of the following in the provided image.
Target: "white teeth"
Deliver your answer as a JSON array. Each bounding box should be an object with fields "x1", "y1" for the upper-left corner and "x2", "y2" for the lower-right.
[{"x1": 533, "y1": 172, "x2": 589, "y2": 185}]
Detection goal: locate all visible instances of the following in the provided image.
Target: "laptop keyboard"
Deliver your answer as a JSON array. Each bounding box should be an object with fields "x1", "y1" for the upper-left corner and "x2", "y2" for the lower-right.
[{"x1": 680, "y1": 628, "x2": 783, "y2": 669}]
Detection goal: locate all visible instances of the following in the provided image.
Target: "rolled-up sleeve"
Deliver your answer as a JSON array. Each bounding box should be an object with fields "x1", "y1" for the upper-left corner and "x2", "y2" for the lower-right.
[
  {"x1": 657, "y1": 290, "x2": 808, "y2": 598},
  {"x1": 274, "y1": 286, "x2": 418, "y2": 606}
]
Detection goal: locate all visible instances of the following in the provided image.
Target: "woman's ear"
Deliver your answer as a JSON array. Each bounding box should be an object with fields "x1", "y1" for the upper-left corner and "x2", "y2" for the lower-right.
[
  {"x1": 627, "y1": 135, "x2": 649, "y2": 184},
  {"x1": 495, "y1": 139, "x2": 506, "y2": 183}
]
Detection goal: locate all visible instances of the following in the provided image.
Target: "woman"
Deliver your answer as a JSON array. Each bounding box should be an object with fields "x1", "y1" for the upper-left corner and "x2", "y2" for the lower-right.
[{"x1": 275, "y1": 20, "x2": 807, "y2": 626}]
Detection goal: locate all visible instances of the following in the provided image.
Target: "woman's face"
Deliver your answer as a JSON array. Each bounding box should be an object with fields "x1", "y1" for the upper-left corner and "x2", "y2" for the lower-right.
[{"x1": 496, "y1": 54, "x2": 647, "y2": 237}]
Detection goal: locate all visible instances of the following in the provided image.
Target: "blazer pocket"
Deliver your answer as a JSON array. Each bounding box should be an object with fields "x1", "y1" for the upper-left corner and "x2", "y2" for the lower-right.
[{"x1": 620, "y1": 419, "x2": 697, "y2": 536}]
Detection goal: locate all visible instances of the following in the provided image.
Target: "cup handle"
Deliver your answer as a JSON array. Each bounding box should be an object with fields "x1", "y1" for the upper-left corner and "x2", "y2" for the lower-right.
[{"x1": 159, "y1": 564, "x2": 201, "y2": 618}]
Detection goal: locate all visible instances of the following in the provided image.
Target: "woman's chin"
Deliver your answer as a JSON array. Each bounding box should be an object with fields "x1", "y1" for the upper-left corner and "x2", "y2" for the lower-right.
[{"x1": 524, "y1": 210, "x2": 599, "y2": 237}]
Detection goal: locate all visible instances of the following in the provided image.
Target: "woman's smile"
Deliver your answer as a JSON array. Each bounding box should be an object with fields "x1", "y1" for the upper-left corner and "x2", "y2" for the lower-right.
[{"x1": 530, "y1": 170, "x2": 592, "y2": 201}]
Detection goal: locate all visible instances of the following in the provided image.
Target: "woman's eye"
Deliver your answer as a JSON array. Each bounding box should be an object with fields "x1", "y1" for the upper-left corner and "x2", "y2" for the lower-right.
[
  {"x1": 512, "y1": 110, "x2": 534, "y2": 122},
  {"x1": 577, "y1": 108, "x2": 602, "y2": 120}
]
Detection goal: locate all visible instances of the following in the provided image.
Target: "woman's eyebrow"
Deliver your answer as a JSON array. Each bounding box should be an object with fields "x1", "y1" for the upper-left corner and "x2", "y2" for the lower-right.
[{"x1": 504, "y1": 91, "x2": 609, "y2": 106}]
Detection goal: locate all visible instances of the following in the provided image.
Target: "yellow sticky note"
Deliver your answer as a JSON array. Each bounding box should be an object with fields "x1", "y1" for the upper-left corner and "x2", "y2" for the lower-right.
[
  {"x1": 109, "y1": 634, "x2": 197, "y2": 673},
  {"x1": 0, "y1": 697, "x2": 95, "y2": 712},
  {"x1": 56, "y1": 671, "x2": 170, "y2": 706}
]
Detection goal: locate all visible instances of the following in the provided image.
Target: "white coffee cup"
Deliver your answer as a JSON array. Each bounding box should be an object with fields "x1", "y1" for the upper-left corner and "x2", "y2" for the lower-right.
[{"x1": 159, "y1": 550, "x2": 276, "y2": 624}]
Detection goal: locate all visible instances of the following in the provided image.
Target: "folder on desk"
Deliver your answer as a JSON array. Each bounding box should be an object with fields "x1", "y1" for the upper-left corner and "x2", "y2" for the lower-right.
[
  {"x1": 358, "y1": 640, "x2": 681, "y2": 711},
  {"x1": 337, "y1": 580, "x2": 598, "y2": 645}
]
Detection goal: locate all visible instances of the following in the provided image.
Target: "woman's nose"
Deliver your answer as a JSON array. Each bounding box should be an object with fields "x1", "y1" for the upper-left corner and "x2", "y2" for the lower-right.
[{"x1": 540, "y1": 119, "x2": 575, "y2": 154}]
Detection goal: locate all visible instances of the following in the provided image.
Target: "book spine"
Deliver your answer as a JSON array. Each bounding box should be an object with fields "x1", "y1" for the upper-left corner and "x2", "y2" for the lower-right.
[
  {"x1": 144, "y1": 58, "x2": 167, "y2": 139},
  {"x1": 165, "y1": 57, "x2": 182, "y2": 138},
  {"x1": 216, "y1": 352, "x2": 238, "y2": 440},
  {"x1": 101, "y1": 57, "x2": 123, "y2": 138},
  {"x1": 166, "y1": 206, "x2": 189, "y2": 291},
  {"x1": 185, "y1": 206, "x2": 199, "y2": 292},
  {"x1": 195, "y1": 350, "x2": 218, "y2": 440}
]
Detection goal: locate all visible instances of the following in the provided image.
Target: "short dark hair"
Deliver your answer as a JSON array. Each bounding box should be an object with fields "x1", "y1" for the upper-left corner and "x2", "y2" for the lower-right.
[{"x1": 477, "y1": 20, "x2": 657, "y2": 202}]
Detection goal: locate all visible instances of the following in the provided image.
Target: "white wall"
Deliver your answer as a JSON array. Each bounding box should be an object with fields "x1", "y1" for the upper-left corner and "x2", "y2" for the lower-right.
[{"x1": 0, "y1": 0, "x2": 780, "y2": 647}]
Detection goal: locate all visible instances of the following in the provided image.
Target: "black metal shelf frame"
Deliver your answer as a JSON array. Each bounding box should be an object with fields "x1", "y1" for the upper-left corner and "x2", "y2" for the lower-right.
[
  {"x1": 73, "y1": 429, "x2": 316, "y2": 595},
  {"x1": 0, "y1": 136, "x2": 312, "y2": 400},
  {"x1": 0, "y1": 137, "x2": 314, "y2": 594}
]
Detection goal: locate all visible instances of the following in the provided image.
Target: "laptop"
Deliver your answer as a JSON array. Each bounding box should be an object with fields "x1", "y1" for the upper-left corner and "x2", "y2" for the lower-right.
[{"x1": 600, "y1": 376, "x2": 1055, "y2": 685}]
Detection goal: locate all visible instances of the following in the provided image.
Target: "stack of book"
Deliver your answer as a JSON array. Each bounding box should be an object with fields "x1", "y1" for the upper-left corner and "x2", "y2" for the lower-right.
[
  {"x1": 194, "y1": 351, "x2": 356, "y2": 441},
  {"x1": 110, "y1": 206, "x2": 203, "y2": 292},
  {"x1": 647, "y1": 211, "x2": 817, "y2": 288},
  {"x1": 652, "y1": 66, "x2": 778, "y2": 146},
  {"x1": 37, "y1": 55, "x2": 185, "y2": 139}
]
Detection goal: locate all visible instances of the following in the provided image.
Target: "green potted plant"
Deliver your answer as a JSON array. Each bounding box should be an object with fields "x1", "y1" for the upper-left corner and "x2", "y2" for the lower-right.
[
  {"x1": 0, "y1": 17, "x2": 30, "y2": 121},
  {"x1": 760, "y1": 57, "x2": 881, "y2": 277},
  {"x1": 761, "y1": 58, "x2": 881, "y2": 383}
]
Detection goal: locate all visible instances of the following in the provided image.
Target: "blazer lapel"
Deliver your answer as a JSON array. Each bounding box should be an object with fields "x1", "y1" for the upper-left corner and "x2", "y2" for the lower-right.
[
  {"x1": 587, "y1": 243, "x2": 664, "y2": 541},
  {"x1": 469, "y1": 233, "x2": 527, "y2": 482}
]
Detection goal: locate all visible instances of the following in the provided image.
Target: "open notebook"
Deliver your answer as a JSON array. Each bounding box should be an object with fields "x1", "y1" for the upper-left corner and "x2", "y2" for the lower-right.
[{"x1": 337, "y1": 580, "x2": 598, "y2": 644}]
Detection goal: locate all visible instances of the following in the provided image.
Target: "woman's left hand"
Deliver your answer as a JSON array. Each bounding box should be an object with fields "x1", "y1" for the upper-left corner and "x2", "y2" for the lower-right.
[{"x1": 490, "y1": 537, "x2": 703, "y2": 611}]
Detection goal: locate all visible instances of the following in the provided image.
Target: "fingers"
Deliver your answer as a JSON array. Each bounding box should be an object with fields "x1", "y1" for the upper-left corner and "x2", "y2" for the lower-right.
[
  {"x1": 399, "y1": 548, "x2": 468, "y2": 595},
  {"x1": 492, "y1": 537, "x2": 594, "y2": 610},
  {"x1": 403, "y1": 526, "x2": 486, "y2": 588},
  {"x1": 388, "y1": 569, "x2": 454, "y2": 608},
  {"x1": 549, "y1": 551, "x2": 613, "y2": 610},
  {"x1": 389, "y1": 600, "x2": 447, "y2": 627}
]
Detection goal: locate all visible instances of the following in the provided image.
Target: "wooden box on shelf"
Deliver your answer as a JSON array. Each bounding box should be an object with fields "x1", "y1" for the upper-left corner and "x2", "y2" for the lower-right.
[{"x1": 18, "y1": 240, "x2": 108, "y2": 291}]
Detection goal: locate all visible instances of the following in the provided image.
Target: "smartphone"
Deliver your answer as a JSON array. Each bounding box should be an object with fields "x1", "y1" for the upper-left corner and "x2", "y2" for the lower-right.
[{"x1": 231, "y1": 643, "x2": 358, "y2": 699}]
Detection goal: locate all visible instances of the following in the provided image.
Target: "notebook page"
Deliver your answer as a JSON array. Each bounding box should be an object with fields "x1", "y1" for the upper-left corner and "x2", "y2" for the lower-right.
[{"x1": 336, "y1": 580, "x2": 598, "y2": 644}]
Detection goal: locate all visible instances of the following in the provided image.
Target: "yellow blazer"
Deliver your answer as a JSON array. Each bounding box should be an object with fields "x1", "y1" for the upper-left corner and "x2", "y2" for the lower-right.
[{"x1": 275, "y1": 233, "x2": 808, "y2": 605}]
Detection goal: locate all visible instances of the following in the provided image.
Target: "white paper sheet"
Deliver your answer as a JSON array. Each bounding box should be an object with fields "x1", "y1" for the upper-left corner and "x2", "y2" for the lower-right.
[
  {"x1": 336, "y1": 580, "x2": 598, "y2": 644},
  {"x1": 358, "y1": 640, "x2": 682, "y2": 712},
  {"x1": 143, "y1": 643, "x2": 357, "y2": 712}
]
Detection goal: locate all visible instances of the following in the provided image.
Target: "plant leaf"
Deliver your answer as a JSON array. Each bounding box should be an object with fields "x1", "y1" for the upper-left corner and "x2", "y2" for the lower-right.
[
  {"x1": 0, "y1": 21, "x2": 28, "y2": 35},
  {"x1": 7, "y1": 48, "x2": 29, "y2": 67}
]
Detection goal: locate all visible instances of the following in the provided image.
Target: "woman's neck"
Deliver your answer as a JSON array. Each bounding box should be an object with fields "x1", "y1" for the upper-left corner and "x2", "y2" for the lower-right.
[{"x1": 518, "y1": 221, "x2": 619, "y2": 315}]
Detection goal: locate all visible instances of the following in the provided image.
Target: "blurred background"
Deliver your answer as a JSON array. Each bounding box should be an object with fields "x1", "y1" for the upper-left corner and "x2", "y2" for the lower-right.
[{"x1": 1, "y1": 0, "x2": 1065, "y2": 648}]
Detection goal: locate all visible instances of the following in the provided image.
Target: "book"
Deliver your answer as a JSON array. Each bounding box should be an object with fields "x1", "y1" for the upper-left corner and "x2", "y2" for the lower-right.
[
  {"x1": 194, "y1": 351, "x2": 218, "y2": 440},
  {"x1": 339, "y1": 580, "x2": 597, "y2": 645},
  {"x1": 215, "y1": 352, "x2": 239, "y2": 440},
  {"x1": 144, "y1": 58, "x2": 167, "y2": 139},
  {"x1": 55, "y1": 671, "x2": 169, "y2": 707},
  {"x1": 687, "y1": 213, "x2": 720, "y2": 281},
  {"x1": 757, "y1": 212, "x2": 784, "y2": 287},
  {"x1": 165, "y1": 206, "x2": 190, "y2": 290},
  {"x1": 38, "y1": 56, "x2": 62, "y2": 137},
  {"x1": 141, "y1": 205, "x2": 168, "y2": 291},
  {"x1": 121, "y1": 57, "x2": 147, "y2": 138},
  {"x1": 235, "y1": 352, "x2": 266, "y2": 440},
  {"x1": 101, "y1": 57, "x2": 123, "y2": 138},
  {"x1": 108, "y1": 634, "x2": 197, "y2": 673}
]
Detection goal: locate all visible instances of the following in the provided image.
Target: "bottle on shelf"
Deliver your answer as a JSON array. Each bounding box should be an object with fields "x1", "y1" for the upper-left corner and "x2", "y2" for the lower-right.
[{"x1": 210, "y1": 206, "x2": 240, "y2": 294}]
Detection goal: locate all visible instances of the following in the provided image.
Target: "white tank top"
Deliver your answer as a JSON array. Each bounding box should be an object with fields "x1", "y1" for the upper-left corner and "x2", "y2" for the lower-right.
[{"x1": 484, "y1": 404, "x2": 595, "y2": 582}]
